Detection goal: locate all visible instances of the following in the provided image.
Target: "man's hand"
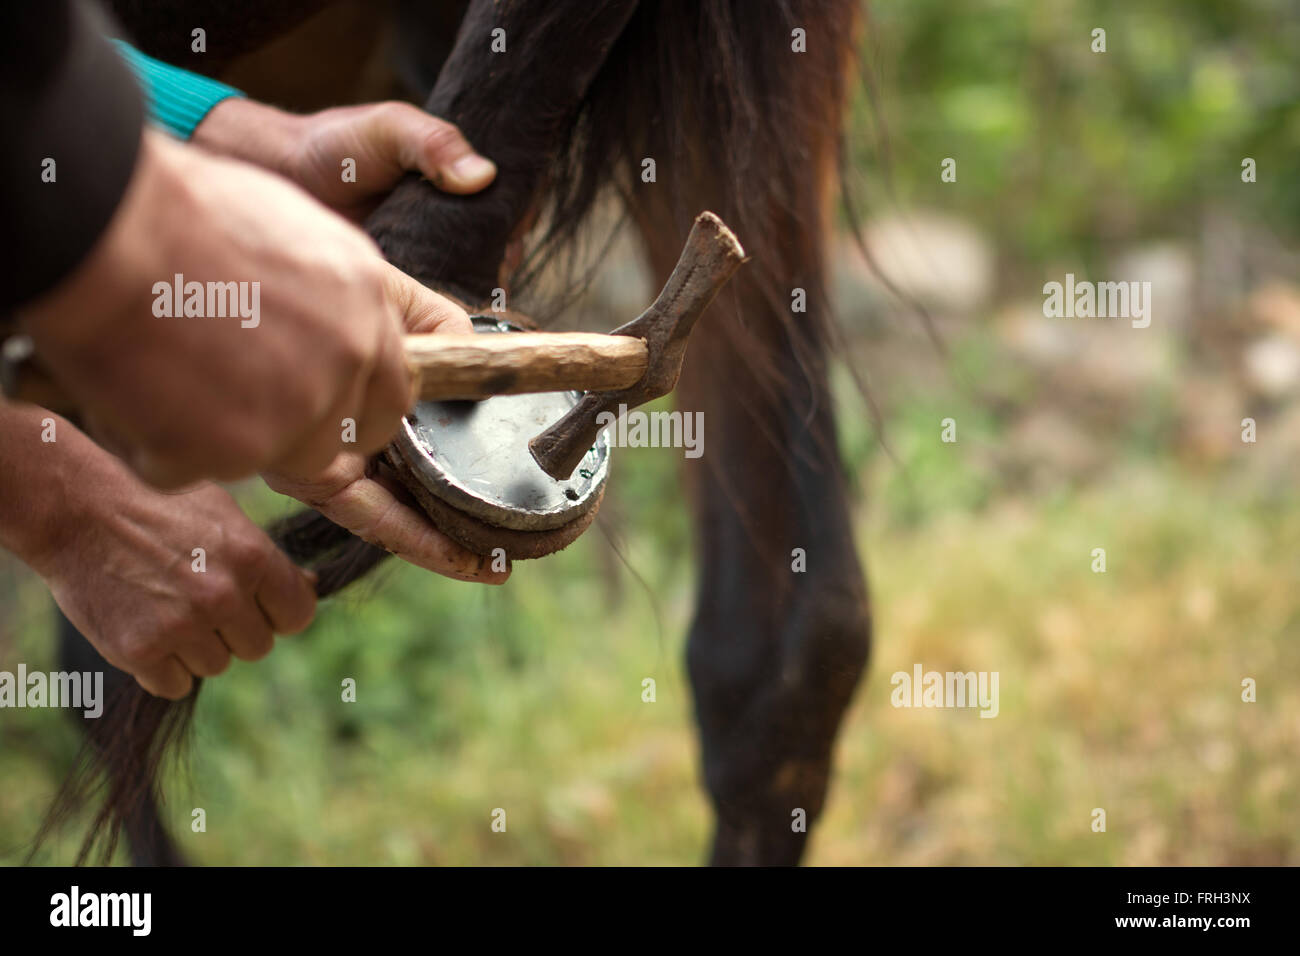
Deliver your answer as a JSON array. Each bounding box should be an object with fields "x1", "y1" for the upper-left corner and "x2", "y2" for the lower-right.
[
  {"x1": 193, "y1": 98, "x2": 497, "y2": 220},
  {"x1": 19, "y1": 130, "x2": 470, "y2": 489},
  {"x1": 0, "y1": 407, "x2": 317, "y2": 700},
  {"x1": 261, "y1": 451, "x2": 510, "y2": 584},
  {"x1": 261, "y1": 269, "x2": 510, "y2": 583},
  {"x1": 191, "y1": 98, "x2": 506, "y2": 581}
]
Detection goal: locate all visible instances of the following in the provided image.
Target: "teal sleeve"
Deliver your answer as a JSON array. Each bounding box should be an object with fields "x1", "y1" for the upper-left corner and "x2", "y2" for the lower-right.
[{"x1": 110, "y1": 40, "x2": 245, "y2": 140}]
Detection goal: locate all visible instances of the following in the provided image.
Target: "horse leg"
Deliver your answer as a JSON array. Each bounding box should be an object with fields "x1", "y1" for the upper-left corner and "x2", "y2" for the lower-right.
[
  {"x1": 56, "y1": 611, "x2": 187, "y2": 866},
  {"x1": 367, "y1": 0, "x2": 640, "y2": 296},
  {"x1": 687, "y1": 409, "x2": 871, "y2": 869},
  {"x1": 625, "y1": 7, "x2": 870, "y2": 852},
  {"x1": 633, "y1": 219, "x2": 871, "y2": 864},
  {"x1": 683, "y1": 289, "x2": 870, "y2": 865}
]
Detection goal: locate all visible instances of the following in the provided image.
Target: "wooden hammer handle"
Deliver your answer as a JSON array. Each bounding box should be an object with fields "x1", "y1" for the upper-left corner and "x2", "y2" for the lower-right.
[
  {"x1": 405, "y1": 332, "x2": 647, "y2": 399},
  {"x1": 0, "y1": 331, "x2": 650, "y2": 415}
]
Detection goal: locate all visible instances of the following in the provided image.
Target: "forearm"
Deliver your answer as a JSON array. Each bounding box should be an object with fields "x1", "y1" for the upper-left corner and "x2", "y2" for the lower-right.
[{"x1": 0, "y1": 405, "x2": 101, "y2": 575}]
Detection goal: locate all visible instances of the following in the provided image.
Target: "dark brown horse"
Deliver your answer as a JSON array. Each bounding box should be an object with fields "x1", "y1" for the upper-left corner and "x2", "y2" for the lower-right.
[{"x1": 44, "y1": 0, "x2": 871, "y2": 866}]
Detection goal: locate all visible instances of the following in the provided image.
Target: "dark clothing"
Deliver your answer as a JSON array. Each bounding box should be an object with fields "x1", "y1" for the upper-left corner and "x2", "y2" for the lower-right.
[{"x1": 0, "y1": 1, "x2": 143, "y2": 315}]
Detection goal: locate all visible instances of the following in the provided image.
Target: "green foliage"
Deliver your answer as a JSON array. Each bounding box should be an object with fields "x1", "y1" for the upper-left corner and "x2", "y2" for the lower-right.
[{"x1": 851, "y1": 0, "x2": 1300, "y2": 266}]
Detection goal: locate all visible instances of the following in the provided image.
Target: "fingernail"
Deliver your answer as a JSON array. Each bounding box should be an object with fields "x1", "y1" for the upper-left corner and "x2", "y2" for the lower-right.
[{"x1": 447, "y1": 154, "x2": 496, "y2": 186}]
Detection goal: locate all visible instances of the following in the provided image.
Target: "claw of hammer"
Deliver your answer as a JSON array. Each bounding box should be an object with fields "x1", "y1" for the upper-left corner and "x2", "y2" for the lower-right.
[{"x1": 528, "y1": 211, "x2": 746, "y2": 480}]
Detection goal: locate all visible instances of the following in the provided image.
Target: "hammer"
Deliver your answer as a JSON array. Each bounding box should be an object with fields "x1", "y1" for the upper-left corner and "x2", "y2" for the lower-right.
[{"x1": 1, "y1": 211, "x2": 746, "y2": 479}]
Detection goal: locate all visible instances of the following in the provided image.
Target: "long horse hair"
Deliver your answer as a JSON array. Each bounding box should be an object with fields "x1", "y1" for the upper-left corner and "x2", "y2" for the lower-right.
[
  {"x1": 31, "y1": 512, "x2": 384, "y2": 864},
  {"x1": 38, "y1": 0, "x2": 863, "y2": 863}
]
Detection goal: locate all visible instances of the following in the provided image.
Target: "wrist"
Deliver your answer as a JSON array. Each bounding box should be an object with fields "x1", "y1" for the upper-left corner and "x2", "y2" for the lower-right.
[{"x1": 192, "y1": 97, "x2": 303, "y2": 181}]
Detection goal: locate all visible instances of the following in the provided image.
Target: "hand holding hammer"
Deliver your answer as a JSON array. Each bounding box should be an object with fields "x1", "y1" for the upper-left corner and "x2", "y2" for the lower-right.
[{"x1": 2, "y1": 212, "x2": 746, "y2": 480}]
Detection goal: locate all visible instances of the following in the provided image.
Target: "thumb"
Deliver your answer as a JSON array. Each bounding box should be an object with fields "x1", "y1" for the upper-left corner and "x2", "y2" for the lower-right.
[
  {"x1": 370, "y1": 103, "x2": 497, "y2": 194},
  {"x1": 381, "y1": 262, "x2": 474, "y2": 334}
]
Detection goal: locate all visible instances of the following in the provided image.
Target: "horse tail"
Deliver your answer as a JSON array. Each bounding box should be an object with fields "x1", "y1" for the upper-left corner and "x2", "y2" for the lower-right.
[
  {"x1": 32, "y1": 513, "x2": 386, "y2": 864},
  {"x1": 512, "y1": 0, "x2": 860, "y2": 366}
]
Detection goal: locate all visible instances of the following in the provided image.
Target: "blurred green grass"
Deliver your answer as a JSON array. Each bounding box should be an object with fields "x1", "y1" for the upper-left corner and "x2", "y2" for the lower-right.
[{"x1": 3, "y1": 377, "x2": 1296, "y2": 864}]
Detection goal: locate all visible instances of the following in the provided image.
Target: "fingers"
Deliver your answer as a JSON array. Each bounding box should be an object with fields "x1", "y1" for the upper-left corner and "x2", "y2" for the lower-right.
[
  {"x1": 256, "y1": 262, "x2": 470, "y2": 473},
  {"x1": 293, "y1": 466, "x2": 510, "y2": 584},
  {"x1": 175, "y1": 630, "x2": 232, "y2": 679},
  {"x1": 382, "y1": 262, "x2": 474, "y2": 334},
  {"x1": 133, "y1": 570, "x2": 313, "y2": 700},
  {"x1": 211, "y1": 526, "x2": 316, "y2": 654},
  {"x1": 367, "y1": 102, "x2": 496, "y2": 193},
  {"x1": 349, "y1": 301, "x2": 417, "y2": 455},
  {"x1": 213, "y1": 606, "x2": 274, "y2": 662},
  {"x1": 272, "y1": 261, "x2": 454, "y2": 468},
  {"x1": 134, "y1": 655, "x2": 195, "y2": 701},
  {"x1": 273, "y1": 276, "x2": 411, "y2": 471},
  {"x1": 209, "y1": 574, "x2": 310, "y2": 662},
  {"x1": 272, "y1": 355, "x2": 375, "y2": 475},
  {"x1": 253, "y1": 554, "x2": 318, "y2": 636},
  {"x1": 132, "y1": 571, "x2": 312, "y2": 701}
]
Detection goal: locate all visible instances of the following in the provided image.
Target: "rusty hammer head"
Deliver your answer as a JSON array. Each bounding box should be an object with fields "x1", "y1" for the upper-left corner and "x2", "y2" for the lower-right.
[{"x1": 528, "y1": 211, "x2": 746, "y2": 480}]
